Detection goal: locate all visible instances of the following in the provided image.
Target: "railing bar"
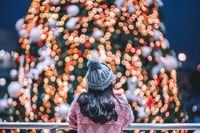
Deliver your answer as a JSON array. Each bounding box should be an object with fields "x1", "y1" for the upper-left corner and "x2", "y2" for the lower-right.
[
  {"x1": 0, "y1": 123, "x2": 200, "y2": 130},
  {"x1": 124, "y1": 123, "x2": 200, "y2": 130}
]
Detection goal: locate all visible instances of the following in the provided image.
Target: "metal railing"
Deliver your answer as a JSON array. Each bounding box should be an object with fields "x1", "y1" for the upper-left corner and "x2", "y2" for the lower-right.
[{"x1": 0, "y1": 122, "x2": 200, "y2": 132}]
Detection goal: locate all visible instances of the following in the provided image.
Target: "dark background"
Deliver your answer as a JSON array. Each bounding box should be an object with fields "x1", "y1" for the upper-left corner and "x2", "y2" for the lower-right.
[{"x1": 0, "y1": 0, "x2": 199, "y2": 69}]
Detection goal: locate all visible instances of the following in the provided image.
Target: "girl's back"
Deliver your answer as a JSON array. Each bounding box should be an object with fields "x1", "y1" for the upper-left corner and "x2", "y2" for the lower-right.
[{"x1": 68, "y1": 94, "x2": 133, "y2": 133}]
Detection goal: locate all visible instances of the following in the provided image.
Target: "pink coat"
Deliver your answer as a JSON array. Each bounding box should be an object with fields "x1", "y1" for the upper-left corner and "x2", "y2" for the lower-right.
[{"x1": 67, "y1": 95, "x2": 133, "y2": 133}]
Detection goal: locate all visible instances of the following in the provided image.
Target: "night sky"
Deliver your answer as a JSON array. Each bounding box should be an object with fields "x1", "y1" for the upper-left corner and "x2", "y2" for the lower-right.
[{"x1": 0, "y1": 0, "x2": 199, "y2": 69}]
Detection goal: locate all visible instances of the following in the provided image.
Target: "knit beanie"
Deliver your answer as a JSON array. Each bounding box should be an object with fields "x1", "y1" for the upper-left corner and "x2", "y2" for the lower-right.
[{"x1": 85, "y1": 59, "x2": 113, "y2": 91}]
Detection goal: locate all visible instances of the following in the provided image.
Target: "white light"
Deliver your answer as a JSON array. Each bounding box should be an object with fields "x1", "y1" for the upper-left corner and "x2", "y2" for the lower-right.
[
  {"x1": 178, "y1": 53, "x2": 186, "y2": 62},
  {"x1": 0, "y1": 50, "x2": 5, "y2": 57},
  {"x1": 0, "y1": 78, "x2": 6, "y2": 86},
  {"x1": 192, "y1": 105, "x2": 198, "y2": 112}
]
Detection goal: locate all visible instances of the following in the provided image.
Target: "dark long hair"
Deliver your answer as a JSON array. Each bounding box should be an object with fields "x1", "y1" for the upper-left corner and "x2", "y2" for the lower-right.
[{"x1": 77, "y1": 84, "x2": 118, "y2": 124}]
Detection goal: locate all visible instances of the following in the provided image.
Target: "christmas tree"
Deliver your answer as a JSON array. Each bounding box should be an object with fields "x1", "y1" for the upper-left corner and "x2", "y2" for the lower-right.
[{"x1": 0, "y1": 0, "x2": 186, "y2": 132}]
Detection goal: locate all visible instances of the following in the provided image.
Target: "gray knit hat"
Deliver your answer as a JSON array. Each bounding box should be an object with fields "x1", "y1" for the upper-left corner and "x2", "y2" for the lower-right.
[{"x1": 85, "y1": 59, "x2": 113, "y2": 91}]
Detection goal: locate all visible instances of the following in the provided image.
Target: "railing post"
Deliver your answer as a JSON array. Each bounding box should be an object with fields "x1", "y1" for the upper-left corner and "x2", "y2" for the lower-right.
[{"x1": 50, "y1": 128, "x2": 56, "y2": 133}]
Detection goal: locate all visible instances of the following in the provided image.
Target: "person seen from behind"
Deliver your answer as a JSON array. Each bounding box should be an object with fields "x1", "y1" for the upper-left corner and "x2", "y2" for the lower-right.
[{"x1": 67, "y1": 58, "x2": 134, "y2": 133}]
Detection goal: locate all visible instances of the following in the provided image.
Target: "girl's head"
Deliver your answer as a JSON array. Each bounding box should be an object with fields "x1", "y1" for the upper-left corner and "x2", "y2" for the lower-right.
[
  {"x1": 77, "y1": 59, "x2": 118, "y2": 124},
  {"x1": 85, "y1": 58, "x2": 114, "y2": 91}
]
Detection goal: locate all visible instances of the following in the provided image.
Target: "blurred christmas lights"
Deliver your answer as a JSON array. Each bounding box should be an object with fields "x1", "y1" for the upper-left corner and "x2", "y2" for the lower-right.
[
  {"x1": 197, "y1": 64, "x2": 200, "y2": 71},
  {"x1": 0, "y1": 78, "x2": 6, "y2": 86},
  {"x1": 0, "y1": 1, "x2": 186, "y2": 132},
  {"x1": 178, "y1": 53, "x2": 187, "y2": 62}
]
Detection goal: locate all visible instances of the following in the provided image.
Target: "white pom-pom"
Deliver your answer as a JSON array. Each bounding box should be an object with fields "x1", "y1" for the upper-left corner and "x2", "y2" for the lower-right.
[
  {"x1": 29, "y1": 27, "x2": 42, "y2": 42},
  {"x1": 161, "y1": 55, "x2": 178, "y2": 71},
  {"x1": 7, "y1": 81, "x2": 21, "y2": 98},
  {"x1": 53, "y1": 27, "x2": 61, "y2": 37},
  {"x1": 128, "y1": 3, "x2": 135, "y2": 13},
  {"x1": 7, "y1": 98, "x2": 13, "y2": 106},
  {"x1": 50, "y1": 0, "x2": 60, "y2": 5},
  {"x1": 0, "y1": 98, "x2": 8, "y2": 111},
  {"x1": 70, "y1": 75, "x2": 75, "y2": 81},
  {"x1": 137, "y1": 107, "x2": 147, "y2": 119},
  {"x1": 48, "y1": 19, "x2": 56, "y2": 27},
  {"x1": 33, "y1": 69, "x2": 39, "y2": 79},
  {"x1": 126, "y1": 90, "x2": 133, "y2": 101},
  {"x1": 65, "y1": 17, "x2": 78, "y2": 30},
  {"x1": 156, "y1": 0, "x2": 164, "y2": 6},
  {"x1": 27, "y1": 68, "x2": 40, "y2": 80},
  {"x1": 192, "y1": 105, "x2": 198, "y2": 112},
  {"x1": 146, "y1": 0, "x2": 153, "y2": 6},
  {"x1": 58, "y1": 103, "x2": 70, "y2": 118},
  {"x1": 160, "y1": 22, "x2": 166, "y2": 32},
  {"x1": 92, "y1": 29, "x2": 104, "y2": 39},
  {"x1": 43, "y1": 56, "x2": 54, "y2": 66},
  {"x1": 126, "y1": 90, "x2": 142, "y2": 103},
  {"x1": 15, "y1": 18, "x2": 24, "y2": 31},
  {"x1": 127, "y1": 77, "x2": 137, "y2": 90},
  {"x1": 152, "y1": 63, "x2": 164, "y2": 76},
  {"x1": 154, "y1": 50, "x2": 162, "y2": 62},
  {"x1": 38, "y1": 46, "x2": 49, "y2": 57},
  {"x1": 141, "y1": 46, "x2": 152, "y2": 57},
  {"x1": 125, "y1": 93, "x2": 133, "y2": 101},
  {"x1": 154, "y1": 30, "x2": 162, "y2": 41},
  {"x1": 27, "y1": 69, "x2": 34, "y2": 79},
  {"x1": 115, "y1": 0, "x2": 125, "y2": 11},
  {"x1": 18, "y1": 30, "x2": 26, "y2": 37},
  {"x1": 67, "y1": 5, "x2": 80, "y2": 16},
  {"x1": 36, "y1": 62, "x2": 45, "y2": 73},
  {"x1": 10, "y1": 69, "x2": 18, "y2": 79}
]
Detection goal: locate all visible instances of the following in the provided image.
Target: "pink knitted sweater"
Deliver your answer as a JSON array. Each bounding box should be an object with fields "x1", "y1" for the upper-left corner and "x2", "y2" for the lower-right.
[{"x1": 67, "y1": 95, "x2": 133, "y2": 133}]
